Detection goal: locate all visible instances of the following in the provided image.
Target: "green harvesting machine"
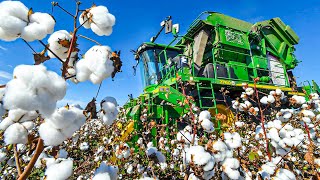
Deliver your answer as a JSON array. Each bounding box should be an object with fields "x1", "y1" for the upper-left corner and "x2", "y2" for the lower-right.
[{"x1": 117, "y1": 12, "x2": 320, "y2": 144}]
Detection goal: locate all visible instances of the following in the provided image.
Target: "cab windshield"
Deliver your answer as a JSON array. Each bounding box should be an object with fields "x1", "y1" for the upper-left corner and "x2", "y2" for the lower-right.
[{"x1": 139, "y1": 48, "x2": 180, "y2": 88}]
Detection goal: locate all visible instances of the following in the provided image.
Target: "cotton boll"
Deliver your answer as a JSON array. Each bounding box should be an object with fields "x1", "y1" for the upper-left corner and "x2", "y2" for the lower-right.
[
  {"x1": 99, "y1": 97, "x2": 118, "y2": 126},
  {"x1": 90, "y1": 23, "x2": 107, "y2": 36},
  {"x1": 39, "y1": 121, "x2": 66, "y2": 146},
  {"x1": 224, "y1": 132, "x2": 241, "y2": 149},
  {"x1": 199, "y1": 110, "x2": 211, "y2": 121},
  {"x1": 207, "y1": 140, "x2": 228, "y2": 162},
  {"x1": 201, "y1": 118, "x2": 214, "y2": 133},
  {"x1": 76, "y1": 45, "x2": 114, "y2": 84},
  {"x1": 3, "y1": 65, "x2": 66, "y2": 116},
  {"x1": 47, "y1": 30, "x2": 72, "y2": 59},
  {"x1": 222, "y1": 158, "x2": 240, "y2": 180},
  {"x1": 4, "y1": 123, "x2": 28, "y2": 144},
  {"x1": 0, "y1": 1, "x2": 55, "y2": 42},
  {"x1": 94, "y1": 162, "x2": 118, "y2": 180},
  {"x1": 235, "y1": 121, "x2": 244, "y2": 128},
  {"x1": 45, "y1": 159, "x2": 73, "y2": 180},
  {"x1": 82, "y1": 5, "x2": 116, "y2": 36},
  {"x1": 80, "y1": 142, "x2": 89, "y2": 151}
]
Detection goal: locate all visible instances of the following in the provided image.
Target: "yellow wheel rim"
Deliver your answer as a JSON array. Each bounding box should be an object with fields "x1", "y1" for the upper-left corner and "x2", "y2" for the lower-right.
[{"x1": 208, "y1": 104, "x2": 234, "y2": 127}]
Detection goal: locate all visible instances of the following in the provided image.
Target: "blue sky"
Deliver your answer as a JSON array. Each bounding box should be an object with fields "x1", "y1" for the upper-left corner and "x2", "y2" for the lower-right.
[{"x1": 0, "y1": 0, "x2": 319, "y2": 107}]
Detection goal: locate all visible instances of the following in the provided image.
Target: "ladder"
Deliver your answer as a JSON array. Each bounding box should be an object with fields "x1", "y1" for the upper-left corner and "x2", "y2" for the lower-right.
[
  {"x1": 196, "y1": 81, "x2": 221, "y2": 131},
  {"x1": 196, "y1": 81, "x2": 217, "y2": 110}
]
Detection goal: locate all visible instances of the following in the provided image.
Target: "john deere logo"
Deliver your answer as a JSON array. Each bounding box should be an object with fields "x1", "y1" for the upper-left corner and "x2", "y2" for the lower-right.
[{"x1": 225, "y1": 30, "x2": 244, "y2": 45}]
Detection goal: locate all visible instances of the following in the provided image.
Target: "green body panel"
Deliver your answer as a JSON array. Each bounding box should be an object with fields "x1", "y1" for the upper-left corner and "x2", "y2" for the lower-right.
[{"x1": 205, "y1": 12, "x2": 252, "y2": 32}]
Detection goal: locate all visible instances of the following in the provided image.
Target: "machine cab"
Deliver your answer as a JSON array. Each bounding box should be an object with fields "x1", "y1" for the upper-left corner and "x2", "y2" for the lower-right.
[{"x1": 135, "y1": 43, "x2": 182, "y2": 88}]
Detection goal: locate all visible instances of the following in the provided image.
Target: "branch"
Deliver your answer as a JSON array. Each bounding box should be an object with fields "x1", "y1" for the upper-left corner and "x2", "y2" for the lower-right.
[
  {"x1": 13, "y1": 144, "x2": 22, "y2": 176},
  {"x1": 62, "y1": 1, "x2": 81, "y2": 78},
  {"x1": 0, "y1": 84, "x2": 5, "y2": 88},
  {"x1": 18, "y1": 138, "x2": 44, "y2": 180},
  {"x1": 22, "y1": 39, "x2": 37, "y2": 54},
  {"x1": 78, "y1": 34, "x2": 102, "y2": 46},
  {"x1": 52, "y1": 2, "x2": 74, "y2": 17}
]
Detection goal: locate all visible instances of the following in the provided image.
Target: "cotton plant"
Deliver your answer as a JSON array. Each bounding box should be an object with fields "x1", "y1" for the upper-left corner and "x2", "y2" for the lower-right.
[
  {"x1": 0, "y1": 1, "x2": 121, "y2": 179},
  {"x1": 0, "y1": 1, "x2": 55, "y2": 42},
  {"x1": 79, "y1": 5, "x2": 116, "y2": 36}
]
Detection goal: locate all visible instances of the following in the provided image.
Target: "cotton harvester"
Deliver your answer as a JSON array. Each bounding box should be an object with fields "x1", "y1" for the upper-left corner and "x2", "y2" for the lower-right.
[{"x1": 117, "y1": 12, "x2": 320, "y2": 145}]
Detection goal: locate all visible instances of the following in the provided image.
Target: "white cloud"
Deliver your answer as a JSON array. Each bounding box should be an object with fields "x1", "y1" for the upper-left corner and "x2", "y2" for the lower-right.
[
  {"x1": 0, "y1": 70, "x2": 12, "y2": 81},
  {"x1": 57, "y1": 98, "x2": 87, "y2": 108},
  {"x1": 0, "y1": 45, "x2": 7, "y2": 51}
]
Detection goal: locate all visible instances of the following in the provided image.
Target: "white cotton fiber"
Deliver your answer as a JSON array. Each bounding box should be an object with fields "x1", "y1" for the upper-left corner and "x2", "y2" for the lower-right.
[
  {"x1": 0, "y1": 117, "x2": 14, "y2": 130},
  {"x1": 0, "y1": 1, "x2": 28, "y2": 21},
  {"x1": 94, "y1": 162, "x2": 119, "y2": 180},
  {"x1": 30, "y1": 12, "x2": 55, "y2": 34},
  {"x1": 79, "y1": 5, "x2": 116, "y2": 36},
  {"x1": 99, "y1": 97, "x2": 118, "y2": 126},
  {"x1": 4, "y1": 123, "x2": 28, "y2": 144},
  {"x1": 76, "y1": 45, "x2": 114, "y2": 84},
  {"x1": 40, "y1": 106, "x2": 85, "y2": 146},
  {"x1": 39, "y1": 121, "x2": 66, "y2": 146},
  {"x1": 201, "y1": 118, "x2": 214, "y2": 133},
  {"x1": 45, "y1": 159, "x2": 73, "y2": 180},
  {"x1": 92, "y1": 173, "x2": 111, "y2": 180},
  {"x1": 21, "y1": 121, "x2": 35, "y2": 130},
  {"x1": 47, "y1": 108, "x2": 78, "y2": 129},
  {"x1": 47, "y1": 30, "x2": 72, "y2": 59},
  {"x1": 199, "y1": 110, "x2": 211, "y2": 121},
  {"x1": 0, "y1": 1, "x2": 55, "y2": 42},
  {"x1": 3, "y1": 64, "x2": 66, "y2": 117}
]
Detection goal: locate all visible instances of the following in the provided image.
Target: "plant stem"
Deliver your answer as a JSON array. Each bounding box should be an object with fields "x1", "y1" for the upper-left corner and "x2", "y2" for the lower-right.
[
  {"x1": 18, "y1": 138, "x2": 44, "y2": 180},
  {"x1": 62, "y1": 2, "x2": 81, "y2": 78},
  {"x1": 13, "y1": 144, "x2": 22, "y2": 176},
  {"x1": 38, "y1": 40, "x2": 64, "y2": 63},
  {"x1": 253, "y1": 79, "x2": 271, "y2": 161},
  {"x1": 78, "y1": 34, "x2": 102, "y2": 45},
  {"x1": 53, "y1": 3, "x2": 74, "y2": 17},
  {"x1": 22, "y1": 39, "x2": 37, "y2": 54}
]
